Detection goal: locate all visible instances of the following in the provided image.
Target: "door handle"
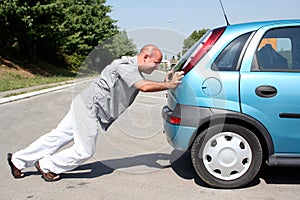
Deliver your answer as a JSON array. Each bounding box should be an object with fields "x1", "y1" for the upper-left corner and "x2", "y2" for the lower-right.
[{"x1": 255, "y1": 85, "x2": 277, "y2": 98}]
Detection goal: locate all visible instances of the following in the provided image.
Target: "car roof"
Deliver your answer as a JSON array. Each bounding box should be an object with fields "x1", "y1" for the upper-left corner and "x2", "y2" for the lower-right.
[{"x1": 226, "y1": 19, "x2": 300, "y2": 30}]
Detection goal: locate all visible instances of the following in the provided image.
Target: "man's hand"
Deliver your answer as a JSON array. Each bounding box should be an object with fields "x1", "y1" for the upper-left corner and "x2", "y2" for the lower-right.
[
  {"x1": 166, "y1": 71, "x2": 184, "y2": 89},
  {"x1": 165, "y1": 69, "x2": 174, "y2": 82}
]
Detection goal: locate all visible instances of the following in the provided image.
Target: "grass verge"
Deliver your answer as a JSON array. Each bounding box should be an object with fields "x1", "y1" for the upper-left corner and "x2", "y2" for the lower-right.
[
  {"x1": 0, "y1": 72, "x2": 74, "y2": 92},
  {"x1": 0, "y1": 58, "x2": 83, "y2": 92}
]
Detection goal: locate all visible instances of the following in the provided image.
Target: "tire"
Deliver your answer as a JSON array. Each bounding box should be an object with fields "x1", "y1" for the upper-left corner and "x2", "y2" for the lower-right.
[{"x1": 191, "y1": 124, "x2": 262, "y2": 189}]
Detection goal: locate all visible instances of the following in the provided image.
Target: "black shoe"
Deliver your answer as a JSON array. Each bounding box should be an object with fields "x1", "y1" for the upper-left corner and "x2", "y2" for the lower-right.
[{"x1": 7, "y1": 153, "x2": 25, "y2": 179}]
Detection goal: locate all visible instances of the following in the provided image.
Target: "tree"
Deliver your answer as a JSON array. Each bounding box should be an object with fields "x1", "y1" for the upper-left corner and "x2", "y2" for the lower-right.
[
  {"x1": 60, "y1": 0, "x2": 118, "y2": 55},
  {"x1": 0, "y1": 0, "x2": 30, "y2": 56},
  {"x1": 58, "y1": 0, "x2": 120, "y2": 70},
  {"x1": 81, "y1": 30, "x2": 137, "y2": 73},
  {"x1": 0, "y1": 0, "x2": 66, "y2": 61},
  {"x1": 0, "y1": 0, "x2": 121, "y2": 71},
  {"x1": 102, "y1": 30, "x2": 137, "y2": 58}
]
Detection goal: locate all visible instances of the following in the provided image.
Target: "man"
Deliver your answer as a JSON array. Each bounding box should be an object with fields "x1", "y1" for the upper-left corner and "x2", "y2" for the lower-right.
[{"x1": 7, "y1": 44, "x2": 184, "y2": 182}]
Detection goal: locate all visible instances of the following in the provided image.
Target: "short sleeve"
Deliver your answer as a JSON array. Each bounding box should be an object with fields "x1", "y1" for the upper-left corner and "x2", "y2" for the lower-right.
[{"x1": 118, "y1": 63, "x2": 144, "y2": 87}]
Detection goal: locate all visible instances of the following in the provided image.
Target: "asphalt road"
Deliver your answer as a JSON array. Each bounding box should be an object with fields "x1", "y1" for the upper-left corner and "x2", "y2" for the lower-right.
[{"x1": 1, "y1": 71, "x2": 300, "y2": 200}]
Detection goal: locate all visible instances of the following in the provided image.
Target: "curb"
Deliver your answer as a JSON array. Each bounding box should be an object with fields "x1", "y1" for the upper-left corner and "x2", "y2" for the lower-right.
[{"x1": 0, "y1": 78, "x2": 95, "y2": 105}]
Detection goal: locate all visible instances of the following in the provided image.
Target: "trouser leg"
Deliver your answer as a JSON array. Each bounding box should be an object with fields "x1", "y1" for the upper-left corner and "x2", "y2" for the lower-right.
[
  {"x1": 12, "y1": 107, "x2": 74, "y2": 170},
  {"x1": 39, "y1": 95, "x2": 99, "y2": 174}
]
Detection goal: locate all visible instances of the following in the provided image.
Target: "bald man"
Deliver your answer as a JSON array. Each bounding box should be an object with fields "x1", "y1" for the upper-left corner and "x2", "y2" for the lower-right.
[{"x1": 8, "y1": 44, "x2": 184, "y2": 182}]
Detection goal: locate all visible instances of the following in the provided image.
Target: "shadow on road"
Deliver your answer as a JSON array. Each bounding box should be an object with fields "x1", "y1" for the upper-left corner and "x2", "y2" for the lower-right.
[
  {"x1": 60, "y1": 153, "x2": 171, "y2": 179},
  {"x1": 259, "y1": 165, "x2": 300, "y2": 185},
  {"x1": 170, "y1": 150, "x2": 209, "y2": 187},
  {"x1": 24, "y1": 150, "x2": 300, "y2": 188},
  {"x1": 169, "y1": 150, "x2": 300, "y2": 188}
]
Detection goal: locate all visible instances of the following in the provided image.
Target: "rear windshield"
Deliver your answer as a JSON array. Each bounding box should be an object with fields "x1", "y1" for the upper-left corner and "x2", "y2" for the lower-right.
[{"x1": 173, "y1": 30, "x2": 213, "y2": 72}]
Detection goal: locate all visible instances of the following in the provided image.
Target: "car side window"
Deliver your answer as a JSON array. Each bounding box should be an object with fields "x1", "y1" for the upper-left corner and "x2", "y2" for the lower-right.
[
  {"x1": 212, "y1": 32, "x2": 252, "y2": 71},
  {"x1": 252, "y1": 26, "x2": 300, "y2": 71}
]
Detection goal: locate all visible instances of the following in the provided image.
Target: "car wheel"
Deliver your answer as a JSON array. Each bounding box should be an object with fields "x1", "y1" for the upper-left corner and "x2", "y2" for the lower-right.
[{"x1": 191, "y1": 124, "x2": 262, "y2": 189}]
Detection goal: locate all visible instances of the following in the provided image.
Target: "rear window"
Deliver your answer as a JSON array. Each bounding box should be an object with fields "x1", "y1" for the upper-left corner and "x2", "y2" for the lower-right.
[
  {"x1": 211, "y1": 32, "x2": 252, "y2": 71},
  {"x1": 174, "y1": 27, "x2": 226, "y2": 73}
]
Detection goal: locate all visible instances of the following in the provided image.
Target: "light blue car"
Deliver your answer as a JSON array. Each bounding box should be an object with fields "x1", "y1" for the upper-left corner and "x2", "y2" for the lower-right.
[{"x1": 162, "y1": 19, "x2": 300, "y2": 188}]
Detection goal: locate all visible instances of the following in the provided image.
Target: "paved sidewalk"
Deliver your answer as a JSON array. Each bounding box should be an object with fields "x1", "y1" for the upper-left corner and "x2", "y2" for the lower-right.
[{"x1": 0, "y1": 76, "x2": 96, "y2": 104}]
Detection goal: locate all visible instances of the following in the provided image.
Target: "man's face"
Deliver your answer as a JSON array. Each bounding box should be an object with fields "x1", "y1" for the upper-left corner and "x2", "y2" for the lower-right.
[{"x1": 140, "y1": 55, "x2": 162, "y2": 74}]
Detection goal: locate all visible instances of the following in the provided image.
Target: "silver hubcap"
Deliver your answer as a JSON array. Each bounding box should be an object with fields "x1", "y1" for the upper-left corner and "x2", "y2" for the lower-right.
[{"x1": 202, "y1": 132, "x2": 252, "y2": 180}]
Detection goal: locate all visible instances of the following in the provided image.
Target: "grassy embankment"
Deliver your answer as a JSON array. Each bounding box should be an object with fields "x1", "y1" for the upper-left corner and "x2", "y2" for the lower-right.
[{"x1": 0, "y1": 58, "x2": 81, "y2": 97}]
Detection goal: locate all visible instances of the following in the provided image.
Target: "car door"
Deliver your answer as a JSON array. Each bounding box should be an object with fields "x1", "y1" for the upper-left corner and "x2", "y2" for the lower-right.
[{"x1": 240, "y1": 25, "x2": 300, "y2": 154}]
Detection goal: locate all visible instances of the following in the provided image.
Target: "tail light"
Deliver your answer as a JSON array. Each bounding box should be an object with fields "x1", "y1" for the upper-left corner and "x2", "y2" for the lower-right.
[
  {"x1": 183, "y1": 27, "x2": 225, "y2": 74},
  {"x1": 169, "y1": 116, "x2": 181, "y2": 125}
]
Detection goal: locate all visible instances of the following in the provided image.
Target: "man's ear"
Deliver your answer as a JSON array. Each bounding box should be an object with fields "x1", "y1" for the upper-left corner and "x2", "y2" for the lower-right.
[{"x1": 143, "y1": 54, "x2": 149, "y2": 62}]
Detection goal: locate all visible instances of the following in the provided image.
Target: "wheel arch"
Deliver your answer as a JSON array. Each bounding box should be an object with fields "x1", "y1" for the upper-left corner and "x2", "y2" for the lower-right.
[{"x1": 188, "y1": 109, "x2": 274, "y2": 161}]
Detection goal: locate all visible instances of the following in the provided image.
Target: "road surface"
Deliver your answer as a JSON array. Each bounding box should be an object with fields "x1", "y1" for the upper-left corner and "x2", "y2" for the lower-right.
[{"x1": 1, "y1": 71, "x2": 300, "y2": 200}]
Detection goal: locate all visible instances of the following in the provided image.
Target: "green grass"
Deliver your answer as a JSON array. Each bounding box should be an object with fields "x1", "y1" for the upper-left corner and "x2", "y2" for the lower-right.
[
  {"x1": 0, "y1": 72, "x2": 75, "y2": 92},
  {"x1": 0, "y1": 57, "x2": 79, "y2": 92},
  {"x1": 0, "y1": 55, "x2": 99, "y2": 93}
]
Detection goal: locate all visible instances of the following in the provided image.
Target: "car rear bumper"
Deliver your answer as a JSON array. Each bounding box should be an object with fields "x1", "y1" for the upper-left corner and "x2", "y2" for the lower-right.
[
  {"x1": 162, "y1": 105, "x2": 198, "y2": 150},
  {"x1": 161, "y1": 104, "x2": 245, "y2": 150}
]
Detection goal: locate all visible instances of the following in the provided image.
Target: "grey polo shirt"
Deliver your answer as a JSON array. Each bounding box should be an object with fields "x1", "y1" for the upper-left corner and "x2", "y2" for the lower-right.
[{"x1": 80, "y1": 56, "x2": 144, "y2": 130}]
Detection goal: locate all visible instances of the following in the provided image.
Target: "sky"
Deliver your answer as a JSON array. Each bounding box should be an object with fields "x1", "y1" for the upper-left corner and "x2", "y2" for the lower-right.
[{"x1": 105, "y1": 0, "x2": 300, "y2": 58}]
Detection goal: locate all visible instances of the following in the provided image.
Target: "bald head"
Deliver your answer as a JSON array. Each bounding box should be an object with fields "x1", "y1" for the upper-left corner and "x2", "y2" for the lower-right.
[
  {"x1": 139, "y1": 44, "x2": 162, "y2": 61},
  {"x1": 137, "y1": 44, "x2": 163, "y2": 74}
]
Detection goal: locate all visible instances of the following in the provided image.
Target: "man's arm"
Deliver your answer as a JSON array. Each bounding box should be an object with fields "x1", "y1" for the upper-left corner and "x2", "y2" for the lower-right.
[{"x1": 134, "y1": 71, "x2": 184, "y2": 92}]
